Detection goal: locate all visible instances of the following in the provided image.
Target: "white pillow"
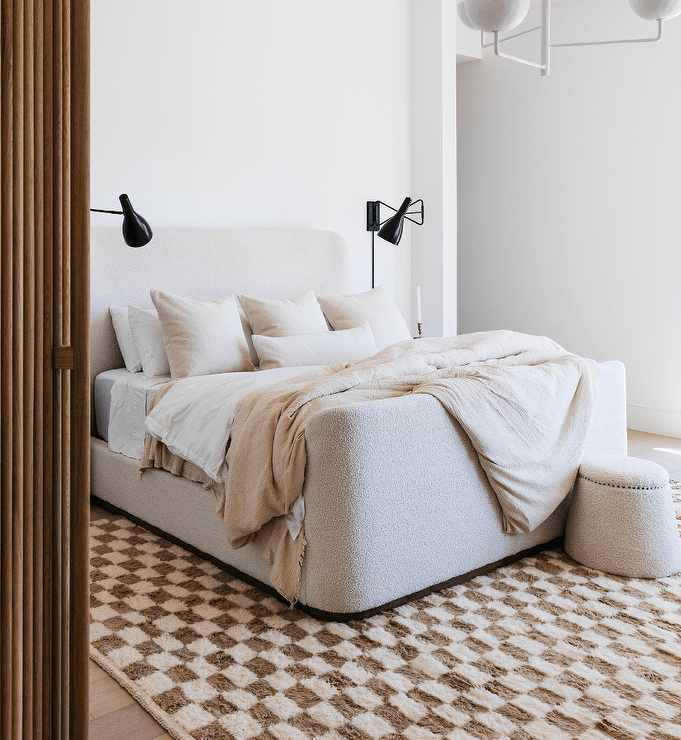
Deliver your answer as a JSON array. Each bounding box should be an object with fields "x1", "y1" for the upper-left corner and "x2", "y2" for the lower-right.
[
  {"x1": 109, "y1": 305, "x2": 142, "y2": 373},
  {"x1": 317, "y1": 285, "x2": 411, "y2": 350},
  {"x1": 127, "y1": 305, "x2": 171, "y2": 377},
  {"x1": 252, "y1": 322, "x2": 378, "y2": 370},
  {"x1": 238, "y1": 290, "x2": 329, "y2": 337},
  {"x1": 151, "y1": 290, "x2": 253, "y2": 379}
]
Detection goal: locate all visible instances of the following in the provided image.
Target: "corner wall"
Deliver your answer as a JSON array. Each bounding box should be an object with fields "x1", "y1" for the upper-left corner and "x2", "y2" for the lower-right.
[{"x1": 457, "y1": 0, "x2": 681, "y2": 436}]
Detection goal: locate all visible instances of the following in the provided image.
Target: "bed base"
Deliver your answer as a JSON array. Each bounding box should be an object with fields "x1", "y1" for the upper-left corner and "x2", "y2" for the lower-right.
[{"x1": 91, "y1": 492, "x2": 562, "y2": 622}]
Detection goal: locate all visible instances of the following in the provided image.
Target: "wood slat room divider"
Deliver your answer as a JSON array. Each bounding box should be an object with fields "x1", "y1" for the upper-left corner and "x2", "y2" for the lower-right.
[{"x1": 0, "y1": 0, "x2": 90, "y2": 738}]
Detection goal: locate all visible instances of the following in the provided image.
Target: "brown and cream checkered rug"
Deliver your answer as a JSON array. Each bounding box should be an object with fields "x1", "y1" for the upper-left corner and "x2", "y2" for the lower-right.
[{"x1": 90, "y1": 490, "x2": 681, "y2": 740}]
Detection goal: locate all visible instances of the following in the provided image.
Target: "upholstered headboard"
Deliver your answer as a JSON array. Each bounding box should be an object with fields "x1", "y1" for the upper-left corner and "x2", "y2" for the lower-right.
[{"x1": 90, "y1": 227, "x2": 350, "y2": 385}]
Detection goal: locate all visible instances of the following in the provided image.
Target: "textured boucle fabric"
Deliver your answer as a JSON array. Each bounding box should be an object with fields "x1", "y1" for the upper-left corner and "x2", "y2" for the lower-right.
[{"x1": 565, "y1": 455, "x2": 681, "y2": 578}]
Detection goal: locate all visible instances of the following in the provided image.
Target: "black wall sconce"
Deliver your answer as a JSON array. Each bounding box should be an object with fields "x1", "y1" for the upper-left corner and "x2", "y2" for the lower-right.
[
  {"x1": 367, "y1": 196, "x2": 424, "y2": 288},
  {"x1": 91, "y1": 193, "x2": 153, "y2": 247}
]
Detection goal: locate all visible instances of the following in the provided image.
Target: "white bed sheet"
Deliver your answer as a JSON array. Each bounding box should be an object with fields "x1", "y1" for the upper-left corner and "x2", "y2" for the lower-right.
[{"x1": 101, "y1": 369, "x2": 172, "y2": 459}]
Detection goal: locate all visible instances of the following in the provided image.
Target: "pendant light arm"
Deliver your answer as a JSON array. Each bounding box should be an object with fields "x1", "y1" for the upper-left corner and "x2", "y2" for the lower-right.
[
  {"x1": 493, "y1": 31, "x2": 547, "y2": 71},
  {"x1": 551, "y1": 19, "x2": 663, "y2": 48},
  {"x1": 481, "y1": 26, "x2": 541, "y2": 49}
]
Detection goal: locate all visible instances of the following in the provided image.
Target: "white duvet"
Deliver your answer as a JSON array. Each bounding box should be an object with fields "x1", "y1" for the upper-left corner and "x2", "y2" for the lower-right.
[{"x1": 143, "y1": 365, "x2": 327, "y2": 483}]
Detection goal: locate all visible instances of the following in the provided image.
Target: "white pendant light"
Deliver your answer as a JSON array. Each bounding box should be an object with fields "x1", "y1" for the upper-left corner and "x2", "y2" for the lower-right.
[
  {"x1": 457, "y1": 1, "x2": 477, "y2": 30},
  {"x1": 462, "y1": 0, "x2": 679, "y2": 76},
  {"x1": 457, "y1": 0, "x2": 530, "y2": 33},
  {"x1": 629, "y1": 0, "x2": 681, "y2": 21}
]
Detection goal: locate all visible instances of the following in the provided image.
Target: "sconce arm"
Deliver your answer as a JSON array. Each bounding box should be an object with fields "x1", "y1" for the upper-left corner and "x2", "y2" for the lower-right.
[{"x1": 403, "y1": 199, "x2": 424, "y2": 226}]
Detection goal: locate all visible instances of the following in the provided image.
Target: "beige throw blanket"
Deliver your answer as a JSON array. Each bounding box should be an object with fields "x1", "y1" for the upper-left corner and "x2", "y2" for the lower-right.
[{"x1": 224, "y1": 330, "x2": 600, "y2": 604}]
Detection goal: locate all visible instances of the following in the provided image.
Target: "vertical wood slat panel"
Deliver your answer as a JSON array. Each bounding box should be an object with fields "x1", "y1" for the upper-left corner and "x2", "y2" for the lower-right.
[
  {"x1": 52, "y1": 0, "x2": 66, "y2": 733},
  {"x1": 32, "y1": 0, "x2": 44, "y2": 735},
  {"x1": 40, "y1": 0, "x2": 55, "y2": 733},
  {"x1": 0, "y1": 0, "x2": 15, "y2": 734},
  {"x1": 69, "y1": 0, "x2": 90, "y2": 734},
  {"x1": 22, "y1": 1, "x2": 36, "y2": 739},
  {"x1": 12, "y1": 0, "x2": 26, "y2": 737},
  {"x1": 0, "y1": 0, "x2": 89, "y2": 738}
]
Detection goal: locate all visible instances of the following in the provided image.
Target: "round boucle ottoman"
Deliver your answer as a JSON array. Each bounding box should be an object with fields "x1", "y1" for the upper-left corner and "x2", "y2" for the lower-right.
[{"x1": 565, "y1": 455, "x2": 681, "y2": 578}]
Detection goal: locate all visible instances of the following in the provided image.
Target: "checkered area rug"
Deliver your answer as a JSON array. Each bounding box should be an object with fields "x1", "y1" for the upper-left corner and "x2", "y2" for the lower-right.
[{"x1": 90, "y1": 490, "x2": 681, "y2": 740}]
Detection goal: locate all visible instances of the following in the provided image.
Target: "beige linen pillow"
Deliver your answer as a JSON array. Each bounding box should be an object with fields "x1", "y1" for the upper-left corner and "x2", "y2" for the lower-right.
[
  {"x1": 252, "y1": 322, "x2": 378, "y2": 370},
  {"x1": 238, "y1": 290, "x2": 328, "y2": 337},
  {"x1": 317, "y1": 285, "x2": 410, "y2": 350},
  {"x1": 151, "y1": 290, "x2": 253, "y2": 379}
]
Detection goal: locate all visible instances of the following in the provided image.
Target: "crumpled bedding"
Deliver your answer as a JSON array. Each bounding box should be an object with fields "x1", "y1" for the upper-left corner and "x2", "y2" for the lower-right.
[{"x1": 143, "y1": 330, "x2": 600, "y2": 605}]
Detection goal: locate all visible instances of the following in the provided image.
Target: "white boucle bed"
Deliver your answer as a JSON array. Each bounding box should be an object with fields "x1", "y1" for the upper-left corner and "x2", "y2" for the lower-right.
[{"x1": 90, "y1": 226, "x2": 628, "y2": 620}]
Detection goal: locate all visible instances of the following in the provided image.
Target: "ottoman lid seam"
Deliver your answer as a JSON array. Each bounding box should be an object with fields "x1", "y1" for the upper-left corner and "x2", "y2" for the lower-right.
[{"x1": 578, "y1": 474, "x2": 667, "y2": 491}]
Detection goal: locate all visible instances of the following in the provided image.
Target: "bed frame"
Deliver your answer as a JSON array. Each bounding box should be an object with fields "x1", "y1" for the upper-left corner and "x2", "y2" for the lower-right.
[{"x1": 90, "y1": 227, "x2": 628, "y2": 620}]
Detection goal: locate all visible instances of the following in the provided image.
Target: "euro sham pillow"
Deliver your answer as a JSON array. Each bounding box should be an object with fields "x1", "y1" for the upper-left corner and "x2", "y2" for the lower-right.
[
  {"x1": 252, "y1": 322, "x2": 378, "y2": 370},
  {"x1": 151, "y1": 290, "x2": 253, "y2": 379},
  {"x1": 127, "y1": 305, "x2": 171, "y2": 377},
  {"x1": 109, "y1": 305, "x2": 142, "y2": 373},
  {"x1": 238, "y1": 290, "x2": 329, "y2": 338},
  {"x1": 317, "y1": 285, "x2": 411, "y2": 351}
]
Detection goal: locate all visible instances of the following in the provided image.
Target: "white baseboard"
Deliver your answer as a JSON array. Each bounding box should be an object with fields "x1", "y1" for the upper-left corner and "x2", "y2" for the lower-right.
[{"x1": 627, "y1": 404, "x2": 681, "y2": 439}]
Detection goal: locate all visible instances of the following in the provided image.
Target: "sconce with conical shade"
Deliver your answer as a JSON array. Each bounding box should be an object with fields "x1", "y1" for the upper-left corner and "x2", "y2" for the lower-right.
[
  {"x1": 91, "y1": 194, "x2": 153, "y2": 247},
  {"x1": 366, "y1": 196, "x2": 424, "y2": 289}
]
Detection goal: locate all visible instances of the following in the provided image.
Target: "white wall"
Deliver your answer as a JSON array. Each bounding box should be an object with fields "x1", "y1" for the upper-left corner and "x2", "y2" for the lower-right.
[
  {"x1": 91, "y1": 1, "x2": 412, "y2": 313},
  {"x1": 457, "y1": 0, "x2": 681, "y2": 436}
]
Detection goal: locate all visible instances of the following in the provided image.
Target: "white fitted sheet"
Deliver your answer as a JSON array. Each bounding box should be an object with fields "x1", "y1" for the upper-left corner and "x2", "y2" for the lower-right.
[{"x1": 94, "y1": 369, "x2": 171, "y2": 459}]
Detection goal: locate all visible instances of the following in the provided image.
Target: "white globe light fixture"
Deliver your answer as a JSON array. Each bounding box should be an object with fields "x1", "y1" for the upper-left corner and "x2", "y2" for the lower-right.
[
  {"x1": 461, "y1": 0, "x2": 680, "y2": 76},
  {"x1": 458, "y1": 0, "x2": 530, "y2": 33},
  {"x1": 629, "y1": 0, "x2": 681, "y2": 21},
  {"x1": 457, "y1": 1, "x2": 476, "y2": 30}
]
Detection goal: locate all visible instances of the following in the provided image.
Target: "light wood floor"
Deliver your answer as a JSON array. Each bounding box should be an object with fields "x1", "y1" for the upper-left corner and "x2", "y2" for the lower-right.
[{"x1": 88, "y1": 428, "x2": 681, "y2": 739}]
